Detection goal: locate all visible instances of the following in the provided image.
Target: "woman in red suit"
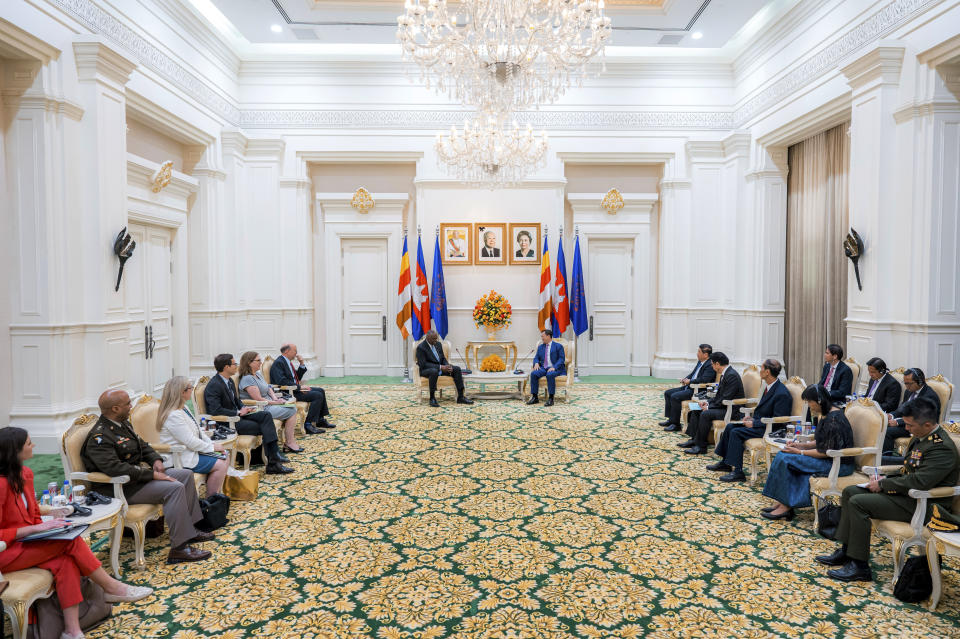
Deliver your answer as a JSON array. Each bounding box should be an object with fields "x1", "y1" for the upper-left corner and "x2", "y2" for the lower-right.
[{"x1": 0, "y1": 427, "x2": 152, "y2": 639}]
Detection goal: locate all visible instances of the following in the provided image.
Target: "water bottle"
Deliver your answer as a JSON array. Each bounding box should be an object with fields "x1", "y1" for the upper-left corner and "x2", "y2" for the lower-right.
[
  {"x1": 793, "y1": 422, "x2": 802, "y2": 441},
  {"x1": 40, "y1": 490, "x2": 52, "y2": 507},
  {"x1": 47, "y1": 481, "x2": 58, "y2": 499},
  {"x1": 63, "y1": 480, "x2": 72, "y2": 503}
]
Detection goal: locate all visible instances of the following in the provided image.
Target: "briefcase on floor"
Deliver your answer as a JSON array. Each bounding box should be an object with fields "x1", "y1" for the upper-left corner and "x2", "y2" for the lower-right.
[{"x1": 223, "y1": 469, "x2": 259, "y2": 501}]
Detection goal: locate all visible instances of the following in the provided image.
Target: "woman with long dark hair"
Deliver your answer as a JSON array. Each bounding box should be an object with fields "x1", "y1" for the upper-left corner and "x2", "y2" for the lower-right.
[
  {"x1": 759, "y1": 384, "x2": 855, "y2": 521},
  {"x1": 0, "y1": 427, "x2": 152, "y2": 639}
]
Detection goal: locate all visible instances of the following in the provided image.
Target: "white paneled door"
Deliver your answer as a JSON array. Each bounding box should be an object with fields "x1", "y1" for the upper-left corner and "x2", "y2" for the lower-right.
[
  {"x1": 583, "y1": 238, "x2": 634, "y2": 375},
  {"x1": 126, "y1": 223, "x2": 174, "y2": 395},
  {"x1": 342, "y1": 238, "x2": 389, "y2": 375}
]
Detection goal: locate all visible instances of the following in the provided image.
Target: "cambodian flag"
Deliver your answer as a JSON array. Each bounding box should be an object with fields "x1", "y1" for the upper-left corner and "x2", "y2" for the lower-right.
[
  {"x1": 430, "y1": 236, "x2": 448, "y2": 339},
  {"x1": 552, "y1": 236, "x2": 570, "y2": 336},
  {"x1": 411, "y1": 233, "x2": 431, "y2": 340}
]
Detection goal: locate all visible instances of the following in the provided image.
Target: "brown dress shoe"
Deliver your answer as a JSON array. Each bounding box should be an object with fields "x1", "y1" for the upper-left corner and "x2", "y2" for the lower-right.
[
  {"x1": 190, "y1": 531, "x2": 215, "y2": 543},
  {"x1": 166, "y1": 545, "x2": 212, "y2": 564}
]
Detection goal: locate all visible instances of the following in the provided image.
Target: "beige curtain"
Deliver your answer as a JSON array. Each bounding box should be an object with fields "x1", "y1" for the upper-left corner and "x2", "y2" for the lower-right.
[{"x1": 784, "y1": 122, "x2": 850, "y2": 385}]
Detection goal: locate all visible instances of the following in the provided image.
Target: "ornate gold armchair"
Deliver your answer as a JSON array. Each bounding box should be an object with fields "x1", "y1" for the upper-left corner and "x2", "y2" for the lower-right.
[
  {"x1": 889, "y1": 367, "x2": 907, "y2": 403},
  {"x1": 262, "y1": 356, "x2": 307, "y2": 436},
  {"x1": 743, "y1": 376, "x2": 807, "y2": 484},
  {"x1": 845, "y1": 357, "x2": 863, "y2": 395},
  {"x1": 710, "y1": 364, "x2": 763, "y2": 445},
  {"x1": 523, "y1": 338, "x2": 575, "y2": 402},
  {"x1": 808, "y1": 399, "x2": 885, "y2": 531},
  {"x1": 194, "y1": 376, "x2": 259, "y2": 471},
  {"x1": 925, "y1": 493, "x2": 960, "y2": 611},
  {"x1": 680, "y1": 368, "x2": 720, "y2": 430},
  {"x1": 232, "y1": 372, "x2": 287, "y2": 448},
  {"x1": 894, "y1": 373, "x2": 954, "y2": 454},
  {"x1": 129, "y1": 395, "x2": 185, "y2": 469},
  {"x1": 867, "y1": 484, "x2": 960, "y2": 589},
  {"x1": 411, "y1": 339, "x2": 456, "y2": 403},
  {"x1": 60, "y1": 414, "x2": 161, "y2": 574},
  {"x1": 0, "y1": 541, "x2": 55, "y2": 639}
]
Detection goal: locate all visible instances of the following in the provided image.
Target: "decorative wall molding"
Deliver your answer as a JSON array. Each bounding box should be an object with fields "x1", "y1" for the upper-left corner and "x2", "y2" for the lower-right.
[
  {"x1": 733, "y1": 0, "x2": 938, "y2": 125},
  {"x1": 51, "y1": 0, "x2": 942, "y2": 132},
  {"x1": 73, "y1": 38, "x2": 136, "y2": 87},
  {"x1": 1, "y1": 90, "x2": 84, "y2": 121},
  {"x1": 239, "y1": 109, "x2": 735, "y2": 130},
  {"x1": 0, "y1": 15, "x2": 62, "y2": 63}
]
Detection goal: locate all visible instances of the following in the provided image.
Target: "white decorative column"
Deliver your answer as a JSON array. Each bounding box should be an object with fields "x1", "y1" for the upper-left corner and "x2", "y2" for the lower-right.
[
  {"x1": 841, "y1": 43, "x2": 906, "y2": 366},
  {"x1": 279, "y1": 159, "x2": 316, "y2": 371},
  {"x1": 316, "y1": 193, "x2": 408, "y2": 377},
  {"x1": 568, "y1": 193, "x2": 659, "y2": 376}
]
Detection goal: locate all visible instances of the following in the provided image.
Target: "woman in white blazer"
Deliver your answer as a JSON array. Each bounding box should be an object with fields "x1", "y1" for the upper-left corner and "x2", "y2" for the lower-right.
[{"x1": 155, "y1": 376, "x2": 228, "y2": 494}]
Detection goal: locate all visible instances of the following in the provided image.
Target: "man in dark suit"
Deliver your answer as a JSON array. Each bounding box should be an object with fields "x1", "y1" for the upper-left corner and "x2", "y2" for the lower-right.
[
  {"x1": 480, "y1": 230, "x2": 501, "y2": 258},
  {"x1": 204, "y1": 353, "x2": 293, "y2": 474},
  {"x1": 526, "y1": 329, "x2": 566, "y2": 407},
  {"x1": 864, "y1": 357, "x2": 902, "y2": 413},
  {"x1": 661, "y1": 344, "x2": 716, "y2": 432},
  {"x1": 883, "y1": 368, "x2": 942, "y2": 454},
  {"x1": 708, "y1": 359, "x2": 793, "y2": 482},
  {"x1": 416, "y1": 330, "x2": 474, "y2": 408},
  {"x1": 272, "y1": 343, "x2": 335, "y2": 433},
  {"x1": 679, "y1": 352, "x2": 745, "y2": 455},
  {"x1": 819, "y1": 344, "x2": 854, "y2": 402}
]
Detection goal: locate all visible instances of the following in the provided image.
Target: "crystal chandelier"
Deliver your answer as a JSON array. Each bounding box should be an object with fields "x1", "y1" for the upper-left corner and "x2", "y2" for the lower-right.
[
  {"x1": 435, "y1": 113, "x2": 549, "y2": 187},
  {"x1": 397, "y1": 0, "x2": 612, "y2": 113}
]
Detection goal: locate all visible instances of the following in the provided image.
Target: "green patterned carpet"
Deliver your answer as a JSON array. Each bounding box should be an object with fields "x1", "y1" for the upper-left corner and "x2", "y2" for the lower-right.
[{"x1": 81, "y1": 384, "x2": 960, "y2": 638}]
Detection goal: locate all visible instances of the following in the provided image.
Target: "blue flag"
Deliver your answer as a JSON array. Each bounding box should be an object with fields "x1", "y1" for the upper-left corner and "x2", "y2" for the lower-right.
[
  {"x1": 430, "y1": 236, "x2": 448, "y2": 338},
  {"x1": 570, "y1": 236, "x2": 588, "y2": 336}
]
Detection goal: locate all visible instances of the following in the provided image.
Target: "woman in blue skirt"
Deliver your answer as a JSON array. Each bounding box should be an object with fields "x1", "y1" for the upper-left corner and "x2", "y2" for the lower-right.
[{"x1": 760, "y1": 384, "x2": 855, "y2": 520}]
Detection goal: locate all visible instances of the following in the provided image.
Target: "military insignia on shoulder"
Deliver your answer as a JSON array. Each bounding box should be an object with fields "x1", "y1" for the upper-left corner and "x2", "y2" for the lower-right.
[
  {"x1": 95, "y1": 436, "x2": 103, "y2": 444},
  {"x1": 931, "y1": 433, "x2": 943, "y2": 443}
]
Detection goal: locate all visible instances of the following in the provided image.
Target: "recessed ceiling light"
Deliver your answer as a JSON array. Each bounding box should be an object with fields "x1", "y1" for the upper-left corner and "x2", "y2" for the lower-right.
[
  {"x1": 691, "y1": 31, "x2": 703, "y2": 40},
  {"x1": 271, "y1": 24, "x2": 283, "y2": 33}
]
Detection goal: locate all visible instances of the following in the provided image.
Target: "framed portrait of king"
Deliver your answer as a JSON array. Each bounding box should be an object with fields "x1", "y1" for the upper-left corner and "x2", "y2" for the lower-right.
[
  {"x1": 508, "y1": 223, "x2": 541, "y2": 265},
  {"x1": 474, "y1": 223, "x2": 507, "y2": 265},
  {"x1": 440, "y1": 224, "x2": 472, "y2": 265}
]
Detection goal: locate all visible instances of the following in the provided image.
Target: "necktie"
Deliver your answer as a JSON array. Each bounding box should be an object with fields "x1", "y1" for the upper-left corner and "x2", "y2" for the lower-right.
[
  {"x1": 868, "y1": 380, "x2": 877, "y2": 397},
  {"x1": 825, "y1": 366, "x2": 835, "y2": 389},
  {"x1": 545, "y1": 345, "x2": 552, "y2": 368},
  {"x1": 763, "y1": 385, "x2": 769, "y2": 396},
  {"x1": 909, "y1": 391, "x2": 918, "y2": 402},
  {"x1": 431, "y1": 344, "x2": 440, "y2": 362},
  {"x1": 290, "y1": 358, "x2": 300, "y2": 383}
]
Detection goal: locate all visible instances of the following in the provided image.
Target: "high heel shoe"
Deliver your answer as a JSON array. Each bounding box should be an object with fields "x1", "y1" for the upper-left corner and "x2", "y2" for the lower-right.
[
  {"x1": 283, "y1": 445, "x2": 303, "y2": 454},
  {"x1": 761, "y1": 508, "x2": 794, "y2": 521}
]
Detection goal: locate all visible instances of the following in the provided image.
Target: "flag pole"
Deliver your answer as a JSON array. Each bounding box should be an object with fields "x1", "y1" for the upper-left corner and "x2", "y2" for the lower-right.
[
  {"x1": 401, "y1": 225, "x2": 413, "y2": 383},
  {"x1": 573, "y1": 225, "x2": 580, "y2": 382}
]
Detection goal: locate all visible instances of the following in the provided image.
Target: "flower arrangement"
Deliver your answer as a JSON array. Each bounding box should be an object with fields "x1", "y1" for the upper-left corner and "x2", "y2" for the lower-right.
[
  {"x1": 472, "y1": 290, "x2": 512, "y2": 329},
  {"x1": 480, "y1": 354, "x2": 506, "y2": 372}
]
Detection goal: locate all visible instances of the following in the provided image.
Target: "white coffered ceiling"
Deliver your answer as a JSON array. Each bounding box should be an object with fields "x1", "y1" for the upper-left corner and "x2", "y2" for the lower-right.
[{"x1": 200, "y1": 0, "x2": 785, "y2": 52}]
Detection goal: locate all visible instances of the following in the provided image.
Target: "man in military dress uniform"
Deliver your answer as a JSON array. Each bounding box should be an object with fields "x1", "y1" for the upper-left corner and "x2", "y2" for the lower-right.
[
  {"x1": 81, "y1": 389, "x2": 213, "y2": 564},
  {"x1": 816, "y1": 397, "x2": 959, "y2": 581}
]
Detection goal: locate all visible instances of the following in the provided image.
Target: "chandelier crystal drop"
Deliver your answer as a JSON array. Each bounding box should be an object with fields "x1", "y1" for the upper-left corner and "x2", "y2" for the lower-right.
[
  {"x1": 397, "y1": 0, "x2": 612, "y2": 113},
  {"x1": 435, "y1": 114, "x2": 549, "y2": 187}
]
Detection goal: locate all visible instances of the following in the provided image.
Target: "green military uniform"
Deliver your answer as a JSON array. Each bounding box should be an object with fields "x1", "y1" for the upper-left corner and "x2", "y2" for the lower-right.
[
  {"x1": 81, "y1": 415, "x2": 164, "y2": 499},
  {"x1": 836, "y1": 425, "x2": 960, "y2": 561}
]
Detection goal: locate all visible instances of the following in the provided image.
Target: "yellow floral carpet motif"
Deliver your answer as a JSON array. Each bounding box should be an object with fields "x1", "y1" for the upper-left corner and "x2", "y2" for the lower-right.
[{"x1": 86, "y1": 385, "x2": 960, "y2": 638}]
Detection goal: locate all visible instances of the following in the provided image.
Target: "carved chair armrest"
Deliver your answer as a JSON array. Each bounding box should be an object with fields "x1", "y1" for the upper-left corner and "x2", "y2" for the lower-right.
[
  {"x1": 208, "y1": 415, "x2": 241, "y2": 424},
  {"x1": 863, "y1": 465, "x2": 903, "y2": 475},
  {"x1": 826, "y1": 446, "x2": 878, "y2": 458},
  {"x1": 909, "y1": 486, "x2": 960, "y2": 500},
  {"x1": 761, "y1": 415, "x2": 803, "y2": 425},
  {"x1": 723, "y1": 398, "x2": 757, "y2": 406},
  {"x1": 70, "y1": 471, "x2": 129, "y2": 502}
]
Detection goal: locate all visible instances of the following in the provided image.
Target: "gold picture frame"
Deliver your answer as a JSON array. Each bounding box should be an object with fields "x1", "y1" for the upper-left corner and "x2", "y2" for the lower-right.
[
  {"x1": 474, "y1": 223, "x2": 507, "y2": 265},
  {"x1": 440, "y1": 223, "x2": 472, "y2": 265},
  {"x1": 508, "y1": 223, "x2": 542, "y2": 265}
]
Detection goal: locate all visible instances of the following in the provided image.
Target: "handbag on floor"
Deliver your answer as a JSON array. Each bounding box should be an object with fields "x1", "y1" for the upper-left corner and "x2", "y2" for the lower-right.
[
  {"x1": 893, "y1": 557, "x2": 933, "y2": 603},
  {"x1": 817, "y1": 503, "x2": 842, "y2": 539},
  {"x1": 197, "y1": 492, "x2": 230, "y2": 531},
  {"x1": 28, "y1": 577, "x2": 112, "y2": 639},
  {"x1": 223, "y1": 469, "x2": 259, "y2": 501}
]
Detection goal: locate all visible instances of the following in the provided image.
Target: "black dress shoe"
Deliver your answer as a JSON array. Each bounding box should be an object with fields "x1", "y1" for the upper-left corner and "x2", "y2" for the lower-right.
[
  {"x1": 684, "y1": 446, "x2": 706, "y2": 455},
  {"x1": 815, "y1": 548, "x2": 848, "y2": 566},
  {"x1": 827, "y1": 561, "x2": 873, "y2": 582},
  {"x1": 677, "y1": 439, "x2": 696, "y2": 448},
  {"x1": 526, "y1": 396, "x2": 539, "y2": 405},
  {"x1": 544, "y1": 397, "x2": 554, "y2": 407},
  {"x1": 320, "y1": 420, "x2": 337, "y2": 429},
  {"x1": 283, "y1": 445, "x2": 303, "y2": 454},
  {"x1": 266, "y1": 462, "x2": 294, "y2": 474},
  {"x1": 457, "y1": 396, "x2": 475, "y2": 405},
  {"x1": 718, "y1": 471, "x2": 747, "y2": 483},
  {"x1": 706, "y1": 462, "x2": 733, "y2": 472},
  {"x1": 275, "y1": 453, "x2": 290, "y2": 463},
  {"x1": 167, "y1": 545, "x2": 212, "y2": 564},
  {"x1": 304, "y1": 424, "x2": 322, "y2": 434},
  {"x1": 761, "y1": 508, "x2": 795, "y2": 521},
  {"x1": 429, "y1": 398, "x2": 440, "y2": 407},
  {"x1": 663, "y1": 424, "x2": 681, "y2": 432},
  {"x1": 189, "y1": 531, "x2": 215, "y2": 543},
  {"x1": 761, "y1": 506, "x2": 777, "y2": 513},
  {"x1": 658, "y1": 419, "x2": 672, "y2": 427}
]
